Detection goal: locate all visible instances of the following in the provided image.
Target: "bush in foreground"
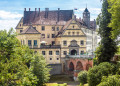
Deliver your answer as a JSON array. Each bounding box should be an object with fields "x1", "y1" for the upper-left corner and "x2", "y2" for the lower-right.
[
  {"x1": 98, "y1": 75, "x2": 120, "y2": 86},
  {"x1": 87, "y1": 62, "x2": 115, "y2": 86},
  {"x1": 78, "y1": 71, "x2": 88, "y2": 85}
]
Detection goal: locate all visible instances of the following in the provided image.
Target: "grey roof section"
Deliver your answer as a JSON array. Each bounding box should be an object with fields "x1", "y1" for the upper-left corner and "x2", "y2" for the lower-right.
[
  {"x1": 84, "y1": 8, "x2": 89, "y2": 12},
  {"x1": 21, "y1": 25, "x2": 40, "y2": 34}
]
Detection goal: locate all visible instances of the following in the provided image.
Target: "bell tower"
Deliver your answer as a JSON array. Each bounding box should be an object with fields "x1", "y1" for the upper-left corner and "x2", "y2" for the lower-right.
[{"x1": 83, "y1": 8, "x2": 90, "y2": 29}]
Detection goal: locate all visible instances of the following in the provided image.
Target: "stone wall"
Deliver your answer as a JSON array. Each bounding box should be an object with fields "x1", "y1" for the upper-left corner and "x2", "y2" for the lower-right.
[{"x1": 48, "y1": 64, "x2": 62, "y2": 75}]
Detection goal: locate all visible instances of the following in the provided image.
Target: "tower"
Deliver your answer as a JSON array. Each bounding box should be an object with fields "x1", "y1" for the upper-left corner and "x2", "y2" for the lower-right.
[{"x1": 83, "y1": 8, "x2": 90, "y2": 29}]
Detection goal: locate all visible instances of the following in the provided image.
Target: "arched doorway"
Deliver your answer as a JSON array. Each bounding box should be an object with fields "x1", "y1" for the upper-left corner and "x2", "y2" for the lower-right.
[
  {"x1": 86, "y1": 64, "x2": 92, "y2": 71},
  {"x1": 71, "y1": 49, "x2": 77, "y2": 55},
  {"x1": 76, "y1": 61, "x2": 83, "y2": 71},
  {"x1": 69, "y1": 62, "x2": 74, "y2": 71}
]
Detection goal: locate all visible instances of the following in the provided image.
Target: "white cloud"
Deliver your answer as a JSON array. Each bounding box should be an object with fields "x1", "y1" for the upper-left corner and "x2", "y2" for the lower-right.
[
  {"x1": 0, "y1": 10, "x2": 22, "y2": 19},
  {"x1": 75, "y1": 8, "x2": 101, "y2": 21},
  {"x1": 0, "y1": 10, "x2": 22, "y2": 31}
]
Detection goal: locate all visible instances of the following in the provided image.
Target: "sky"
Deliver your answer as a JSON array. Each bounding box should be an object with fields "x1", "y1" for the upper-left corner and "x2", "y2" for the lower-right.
[{"x1": 0, "y1": 0, "x2": 102, "y2": 31}]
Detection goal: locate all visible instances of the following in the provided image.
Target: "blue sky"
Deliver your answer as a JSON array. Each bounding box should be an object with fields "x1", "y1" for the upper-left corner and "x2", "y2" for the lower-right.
[{"x1": 0, "y1": 0, "x2": 102, "y2": 31}]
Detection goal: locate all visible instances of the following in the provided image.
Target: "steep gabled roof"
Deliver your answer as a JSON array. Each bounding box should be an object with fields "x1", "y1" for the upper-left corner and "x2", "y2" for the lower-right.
[
  {"x1": 23, "y1": 10, "x2": 73, "y2": 25},
  {"x1": 16, "y1": 17, "x2": 23, "y2": 29},
  {"x1": 56, "y1": 18, "x2": 87, "y2": 37},
  {"x1": 21, "y1": 25, "x2": 40, "y2": 34},
  {"x1": 84, "y1": 8, "x2": 89, "y2": 12}
]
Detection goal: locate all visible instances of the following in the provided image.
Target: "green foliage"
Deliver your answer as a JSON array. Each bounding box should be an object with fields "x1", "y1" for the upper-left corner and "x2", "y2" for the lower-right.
[
  {"x1": 87, "y1": 62, "x2": 115, "y2": 86},
  {"x1": 97, "y1": 75, "x2": 120, "y2": 86},
  {"x1": 93, "y1": 57, "x2": 99, "y2": 66},
  {"x1": 0, "y1": 28, "x2": 50, "y2": 86},
  {"x1": 78, "y1": 71, "x2": 88, "y2": 85},
  {"x1": 108, "y1": 0, "x2": 120, "y2": 40},
  {"x1": 31, "y1": 54, "x2": 50, "y2": 86},
  {"x1": 96, "y1": 0, "x2": 117, "y2": 63}
]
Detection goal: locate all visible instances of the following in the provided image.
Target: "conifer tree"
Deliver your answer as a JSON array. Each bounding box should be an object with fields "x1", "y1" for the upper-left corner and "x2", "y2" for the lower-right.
[{"x1": 96, "y1": 0, "x2": 117, "y2": 63}]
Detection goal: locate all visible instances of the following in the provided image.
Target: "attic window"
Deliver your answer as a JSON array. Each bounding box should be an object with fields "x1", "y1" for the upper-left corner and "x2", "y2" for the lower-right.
[{"x1": 33, "y1": 27, "x2": 36, "y2": 29}]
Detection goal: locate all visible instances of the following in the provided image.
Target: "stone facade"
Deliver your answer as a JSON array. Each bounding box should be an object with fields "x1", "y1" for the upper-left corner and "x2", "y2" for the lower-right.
[{"x1": 16, "y1": 8, "x2": 98, "y2": 75}]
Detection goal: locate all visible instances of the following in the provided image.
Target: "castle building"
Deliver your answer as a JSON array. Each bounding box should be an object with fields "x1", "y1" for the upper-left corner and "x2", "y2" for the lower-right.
[{"x1": 16, "y1": 8, "x2": 98, "y2": 76}]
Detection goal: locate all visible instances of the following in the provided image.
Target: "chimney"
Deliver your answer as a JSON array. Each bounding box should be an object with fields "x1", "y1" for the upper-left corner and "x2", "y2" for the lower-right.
[
  {"x1": 39, "y1": 8, "x2": 40, "y2": 12},
  {"x1": 35, "y1": 8, "x2": 37, "y2": 11},
  {"x1": 45, "y1": 8, "x2": 49, "y2": 18},
  {"x1": 58, "y1": 8, "x2": 60, "y2": 11},
  {"x1": 38, "y1": 8, "x2": 40, "y2": 16},
  {"x1": 57, "y1": 8, "x2": 60, "y2": 22},
  {"x1": 29, "y1": 8, "x2": 30, "y2": 11},
  {"x1": 45, "y1": 8, "x2": 49, "y2": 11},
  {"x1": 24, "y1": 8, "x2": 26, "y2": 11}
]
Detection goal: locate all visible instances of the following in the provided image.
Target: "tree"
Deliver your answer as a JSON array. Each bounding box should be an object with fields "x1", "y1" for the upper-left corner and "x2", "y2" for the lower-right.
[
  {"x1": 0, "y1": 28, "x2": 50, "y2": 86},
  {"x1": 96, "y1": 0, "x2": 117, "y2": 63},
  {"x1": 78, "y1": 71, "x2": 88, "y2": 85},
  {"x1": 31, "y1": 54, "x2": 50, "y2": 86},
  {"x1": 87, "y1": 62, "x2": 115, "y2": 86},
  {"x1": 108, "y1": 0, "x2": 120, "y2": 40},
  {"x1": 98, "y1": 75, "x2": 120, "y2": 86}
]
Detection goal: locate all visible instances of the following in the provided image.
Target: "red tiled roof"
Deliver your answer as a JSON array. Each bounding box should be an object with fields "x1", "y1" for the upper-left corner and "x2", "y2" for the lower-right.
[{"x1": 23, "y1": 10, "x2": 73, "y2": 25}]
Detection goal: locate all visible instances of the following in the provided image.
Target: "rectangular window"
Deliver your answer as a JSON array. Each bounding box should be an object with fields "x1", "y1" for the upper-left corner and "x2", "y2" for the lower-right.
[
  {"x1": 28, "y1": 40, "x2": 31, "y2": 46},
  {"x1": 81, "y1": 40, "x2": 84, "y2": 45},
  {"x1": 20, "y1": 30, "x2": 23, "y2": 33},
  {"x1": 34, "y1": 40, "x2": 37, "y2": 46},
  {"x1": 52, "y1": 27, "x2": 55, "y2": 31},
  {"x1": 57, "y1": 27, "x2": 59, "y2": 31},
  {"x1": 42, "y1": 34, "x2": 45, "y2": 38},
  {"x1": 81, "y1": 51, "x2": 84, "y2": 55},
  {"x1": 42, "y1": 51, "x2": 45, "y2": 55},
  {"x1": 49, "y1": 51, "x2": 52, "y2": 55},
  {"x1": 52, "y1": 34, "x2": 55, "y2": 38},
  {"x1": 52, "y1": 41, "x2": 55, "y2": 45},
  {"x1": 63, "y1": 41, "x2": 67, "y2": 46},
  {"x1": 47, "y1": 34, "x2": 50, "y2": 38},
  {"x1": 64, "y1": 51, "x2": 67, "y2": 55},
  {"x1": 56, "y1": 51, "x2": 59, "y2": 55},
  {"x1": 42, "y1": 26, "x2": 45, "y2": 31}
]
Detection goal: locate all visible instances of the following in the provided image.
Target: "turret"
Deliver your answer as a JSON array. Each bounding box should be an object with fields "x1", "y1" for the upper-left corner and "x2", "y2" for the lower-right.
[{"x1": 83, "y1": 8, "x2": 90, "y2": 29}]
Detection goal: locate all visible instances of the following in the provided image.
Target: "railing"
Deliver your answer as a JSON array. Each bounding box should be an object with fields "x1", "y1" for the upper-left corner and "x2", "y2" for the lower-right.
[
  {"x1": 33, "y1": 45, "x2": 38, "y2": 48},
  {"x1": 65, "y1": 55, "x2": 94, "y2": 59},
  {"x1": 40, "y1": 45, "x2": 61, "y2": 49}
]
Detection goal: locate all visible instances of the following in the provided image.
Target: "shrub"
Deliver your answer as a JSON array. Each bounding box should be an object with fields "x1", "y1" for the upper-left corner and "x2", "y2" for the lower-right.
[
  {"x1": 87, "y1": 62, "x2": 115, "y2": 86},
  {"x1": 78, "y1": 71, "x2": 88, "y2": 85},
  {"x1": 97, "y1": 75, "x2": 120, "y2": 86}
]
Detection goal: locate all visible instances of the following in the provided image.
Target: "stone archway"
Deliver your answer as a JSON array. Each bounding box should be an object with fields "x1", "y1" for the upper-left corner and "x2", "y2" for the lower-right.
[
  {"x1": 69, "y1": 62, "x2": 74, "y2": 71},
  {"x1": 86, "y1": 64, "x2": 92, "y2": 71},
  {"x1": 71, "y1": 49, "x2": 77, "y2": 55},
  {"x1": 76, "y1": 61, "x2": 83, "y2": 71}
]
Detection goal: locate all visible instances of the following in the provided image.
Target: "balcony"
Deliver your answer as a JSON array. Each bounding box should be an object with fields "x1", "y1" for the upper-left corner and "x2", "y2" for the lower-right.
[
  {"x1": 65, "y1": 55, "x2": 94, "y2": 59},
  {"x1": 40, "y1": 45, "x2": 61, "y2": 49},
  {"x1": 33, "y1": 45, "x2": 38, "y2": 48}
]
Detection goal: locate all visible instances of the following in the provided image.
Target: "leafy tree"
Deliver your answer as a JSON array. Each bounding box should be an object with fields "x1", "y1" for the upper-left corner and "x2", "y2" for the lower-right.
[
  {"x1": 87, "y1": 62, "x2": 115, "y2": 86},
  {"x1": 31, "y1": 54, "x2": 50, "y2": 86},
  {"x1": 78, "y1": 71, "x2": 88, "y2": 85},
  {"x1": 98, "y1": 75, "x2": 120, "y2": 86},
  {"x1": 108, "y1": 0, "x2": 120, "y2": 40},
  {"x1": 96, "y1": 0, "x2": 117, "y2": 63},
  {"x1": 0, "y1": 28, "x2": 50, "y2": 86}
]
